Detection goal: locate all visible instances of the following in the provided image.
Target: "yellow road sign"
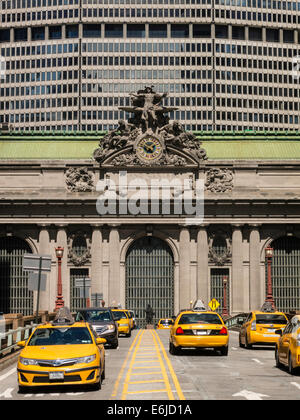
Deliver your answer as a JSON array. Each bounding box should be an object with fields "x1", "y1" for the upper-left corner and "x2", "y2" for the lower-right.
[{"x1": 208, "y1": 298, "x2": 220, "y2": 311}]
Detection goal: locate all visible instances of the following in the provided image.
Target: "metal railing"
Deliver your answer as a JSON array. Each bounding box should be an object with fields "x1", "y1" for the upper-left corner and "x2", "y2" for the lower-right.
[
  {"x1": 225, "y1": 313, "x2": 248, "y2": 331},
  {"x1": 0, "y1": 311, "x2": 57, "y2": 359},
  {"x1": 0, "y1": 323, "x2": 38, "y2": 357}
]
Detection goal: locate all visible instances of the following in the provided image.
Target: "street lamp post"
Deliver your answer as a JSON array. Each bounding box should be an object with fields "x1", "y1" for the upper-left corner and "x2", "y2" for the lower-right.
[
  {"x1": 55, "y1": 246, "x2": 65, "y2": 311},
  {"x1": 222, "y1": 276, "x2": 229, "y2": 318},
  {"x1": 265, "y1": 246, "x2": 275, "y2": 309}
]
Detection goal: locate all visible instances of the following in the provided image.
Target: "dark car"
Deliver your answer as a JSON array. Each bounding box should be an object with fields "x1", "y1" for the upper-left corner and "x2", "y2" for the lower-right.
[{"x1": 75, "y1": 307, "x2": 119, "y2": 349}]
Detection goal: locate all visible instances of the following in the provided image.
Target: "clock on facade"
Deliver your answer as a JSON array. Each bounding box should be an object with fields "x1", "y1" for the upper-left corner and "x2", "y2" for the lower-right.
[{"x1": 136, "y1": 136, "x2": 163, "y2": 162}]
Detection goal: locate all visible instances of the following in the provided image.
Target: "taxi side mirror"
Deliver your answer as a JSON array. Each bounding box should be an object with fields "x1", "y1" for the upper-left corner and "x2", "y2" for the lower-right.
[
  {"x1": 96, "y1": 337, "x2": 107, "y2": 345},
  {"x1": 275, "y1": 329, "x2": 282, "y2": 336},
  {"x1": 17, "y1": 341, "x2": 26, "y2": 348}
]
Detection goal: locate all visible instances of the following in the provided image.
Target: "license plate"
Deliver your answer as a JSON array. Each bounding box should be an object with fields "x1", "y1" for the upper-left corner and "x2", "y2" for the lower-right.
[
  {"x1": 49, "y1": 372, "x2": 64, "y2": 380},
  {"x1": 193, "y1": 330, "x2": 207, "y2": 335},
  {"x1": 267, "y1": 329, "x2": 275, "y2": 333}
]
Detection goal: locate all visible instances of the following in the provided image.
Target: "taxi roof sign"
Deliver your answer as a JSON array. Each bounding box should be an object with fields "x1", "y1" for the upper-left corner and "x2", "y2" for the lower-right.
[
  {"x1": 193, "y1": 299, "x2": 206, "y2": 311},
  {"x1": 208, "y1": 298, "x2": 220, "y2": 311}
]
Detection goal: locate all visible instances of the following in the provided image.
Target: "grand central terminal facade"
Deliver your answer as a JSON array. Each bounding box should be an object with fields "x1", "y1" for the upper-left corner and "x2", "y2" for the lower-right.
[{"x1": 0, "y1": 88, "x2": 300, "y2": 323}]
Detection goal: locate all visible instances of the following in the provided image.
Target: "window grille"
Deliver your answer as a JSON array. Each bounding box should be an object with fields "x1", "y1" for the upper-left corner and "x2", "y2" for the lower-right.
[{"x1": 125, "y1": 237, "x2": 174, "y2": 328}]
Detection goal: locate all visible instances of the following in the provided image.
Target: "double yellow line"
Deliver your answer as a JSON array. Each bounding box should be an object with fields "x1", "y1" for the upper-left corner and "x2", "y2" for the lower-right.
[{"x1": 110, "y1": 329, "x2": 185, "y2": 400}]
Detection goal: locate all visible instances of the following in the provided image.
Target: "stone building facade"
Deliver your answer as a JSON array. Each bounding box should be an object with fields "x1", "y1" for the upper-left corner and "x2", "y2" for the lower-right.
[{"x1": 0, "y1": 122, "x2": 300, "y2": 322}]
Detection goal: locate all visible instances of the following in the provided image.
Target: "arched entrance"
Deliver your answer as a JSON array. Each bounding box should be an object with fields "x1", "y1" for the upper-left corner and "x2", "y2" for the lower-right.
[
  {"x1": 125, "y1": 236, "x2": 174, "y2": 327},
  {"x1": 0, "y1": 236, "x2": 33, "y2": 315},
  {"x1": 268, "y1": 236, "x2": 300, "y2": 312}
]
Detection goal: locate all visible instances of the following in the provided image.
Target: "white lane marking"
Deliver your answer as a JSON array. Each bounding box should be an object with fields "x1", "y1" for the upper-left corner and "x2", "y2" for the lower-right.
[
  {"x1": 291, "y1": 382, "x2": 300, "y2": 390},
  {"x1": 252, "y1": 358, "x2": 264, "y2": 365},
  {"x1": 0, "y1": 367, "x2": 16, "y2": 382},
  {"x1": 0, "y1": 387, "x2": 14, "y2": 399},
  {"x1": 233, "y1": 389, "x2": 269, "y2": 400}
]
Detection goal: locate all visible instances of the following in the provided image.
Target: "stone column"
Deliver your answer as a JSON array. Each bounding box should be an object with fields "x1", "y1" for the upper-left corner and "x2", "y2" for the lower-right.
[
  {"x1": 197, "y1": 225, "x2": 209, "y2": 306},
  {"x1": 109, "y1": 225, "x2": 120, "y2": 306},
  {"x1": 249, "y1": 225, "x2": 261, "y2": 311},
  {"x1": 56, "y1": 225, "x2": 69, "y2": 308},
  {"x1": 179, "y1": 226, "x2": 191, "y2": 310},
  {"x1": 91, "y1": 225, "x2": 103, "y2": 304},
  {"x1": 231, "y1": 225, "x2": 244, "y2": 314},
  {"x1": 38, "y1": 225, "x2": 51, "y2": 312}
]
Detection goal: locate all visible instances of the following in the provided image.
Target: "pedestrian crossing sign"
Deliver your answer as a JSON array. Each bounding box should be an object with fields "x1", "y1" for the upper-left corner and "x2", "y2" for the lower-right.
[{"x1": 208, "y1": 298, "x2": 220, "y2": 311}]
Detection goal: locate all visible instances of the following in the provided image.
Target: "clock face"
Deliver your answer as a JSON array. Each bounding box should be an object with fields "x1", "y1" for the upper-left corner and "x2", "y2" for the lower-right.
[{"x1": 136, "y1": 137, "x2": 163, "y2": 162}]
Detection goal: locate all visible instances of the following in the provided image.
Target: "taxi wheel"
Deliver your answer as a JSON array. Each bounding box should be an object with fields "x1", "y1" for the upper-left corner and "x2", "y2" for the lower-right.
[
  {"x1": 288, "y1": 353, "x2": 296, "y2": 375},
  {"x1": 220, "y1": 346, "x2": 228, "y2": 356},
  {"x1": 245, "y1": 335, "x2": 252, "y2": 349},
  {"x1": 111, "y1": 340, "x2": 119, "y2": 349},
  {"x1": 275, "y1": 347, "x2": 282, "y2": 368},
  {"x1": 18, "y1": 385, "x2": 29, "y2": 394},
  {"x1": 239, "y1": 334, "x2": 245, "y2": 348},
  {"x1": 126, "y1": 329, "x2": 132, "y2": 337},
  {"x1": 101, "y1": 362, "x2": 106, "y2": 381},
  {"x1": 169, "y1": 341, "x2": 181, "y2": 355}
]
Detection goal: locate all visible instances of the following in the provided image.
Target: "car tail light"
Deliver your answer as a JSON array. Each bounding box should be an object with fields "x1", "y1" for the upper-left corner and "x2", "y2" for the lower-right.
[
  {"x1": 176, "y1": 327, "x2": 184, "y2": 335},
  {"x1": 251, "y1": 321, "x2": 256, "y2": 331},
  {"x1": 219, "y1": 327, "x2": 228, "y2": 335}
]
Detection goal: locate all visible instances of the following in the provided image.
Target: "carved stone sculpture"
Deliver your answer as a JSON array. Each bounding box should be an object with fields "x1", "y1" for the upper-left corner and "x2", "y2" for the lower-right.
[
  {"x1": 65, "y1": 167, "x2": 94, "y2": 192},
  {"x1": 205, "y1": 168, "x2": 234, "y2": 193}
]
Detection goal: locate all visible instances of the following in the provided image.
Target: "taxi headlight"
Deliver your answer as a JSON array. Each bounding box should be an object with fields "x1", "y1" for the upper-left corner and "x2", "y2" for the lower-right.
[
  {"x1": 75, "y1": 354, "x2": 96, "y2": 364},
  {"x1": 19, "y1": 357, "x2": 39, "y2": 366}
]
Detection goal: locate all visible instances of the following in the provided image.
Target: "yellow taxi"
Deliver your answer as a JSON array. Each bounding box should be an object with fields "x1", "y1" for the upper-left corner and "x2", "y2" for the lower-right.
[
  {"x1": 275, "y1": 315, "x2": 300, "y2": 375},
  {"x1": 124, "y1": 309, "x2": 134, "y2": 330},
  {"x1": 169, "y1": 310, "x2": 229, "y2": 356},
  {"x1": 239, "y1": 310, "x2": 288, "y2": 349},
  {"x1": 157, "y1": 319, "x2": 174, "y2": 329},
  {"x1": 111, "y1": 309, "x2": 131, "y2": 337},
  {"x1": 16, "y1": 308, "x2": 106, "y2": 392}
]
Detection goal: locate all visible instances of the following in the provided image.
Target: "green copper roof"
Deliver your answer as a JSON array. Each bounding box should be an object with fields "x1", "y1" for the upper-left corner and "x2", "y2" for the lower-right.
[{"x1": 0, "y1": 131, "x2": 300, "y2": 160}]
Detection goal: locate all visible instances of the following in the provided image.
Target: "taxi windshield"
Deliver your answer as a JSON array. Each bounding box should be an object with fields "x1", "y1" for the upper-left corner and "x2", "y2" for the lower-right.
[
  {"x1": 160, "y1": 319, "x2": 172, "y2": 325},
  {"x1": 114, "y1": 311, "x2": 128, "y2": 319},
  {"x1": 256, "y1": 314, "x2": 287, "y2": 325},
  {"x1": 78, "y1": 310, "x2": 112, "y2": 322},
  {"x1": 179, "y1": 313, "x2": 222, "y2": 325},
  {"x1": 28, "y1": 327, "x2": 93, "y2": 346}
]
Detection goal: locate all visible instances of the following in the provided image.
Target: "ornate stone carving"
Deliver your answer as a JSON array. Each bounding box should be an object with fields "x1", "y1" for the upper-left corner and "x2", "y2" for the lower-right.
[
  {"x1": 205, "y1": 168, "x2": 234, "y2": 193},
  {"x1": 208, "y1": 247, "x2": 232, "y2": 266},
  {"x1": 65, "y1": 167, "x2": 94, "y2": 192},
  {"x1": 67, "y1": 232, "x2": 91, "y2": 266},
  {"x1": 208, "y1": 233, "x2": 232, "y2": 266},
  {"x1": 93, "y1": 86, "x2": 207, "y2": 167}
]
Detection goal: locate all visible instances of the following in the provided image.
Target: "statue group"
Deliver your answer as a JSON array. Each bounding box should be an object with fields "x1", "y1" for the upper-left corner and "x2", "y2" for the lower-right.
[{"x1": 93, "y1": 86, "x2": 207, "y2": 165}]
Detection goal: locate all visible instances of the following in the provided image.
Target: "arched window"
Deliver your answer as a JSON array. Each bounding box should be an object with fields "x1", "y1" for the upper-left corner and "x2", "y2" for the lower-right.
[
  {"x1": 268, "y1": 236, "x2": 300, "y2": 312},
  {"x1": 0, "y1": 236, "x2": 33, "y2": 315}
]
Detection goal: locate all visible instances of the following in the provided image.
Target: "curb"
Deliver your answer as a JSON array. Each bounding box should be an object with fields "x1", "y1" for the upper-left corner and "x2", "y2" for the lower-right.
[{"x1": 0, "y1": 350, "x2": 20, "y2": 373}]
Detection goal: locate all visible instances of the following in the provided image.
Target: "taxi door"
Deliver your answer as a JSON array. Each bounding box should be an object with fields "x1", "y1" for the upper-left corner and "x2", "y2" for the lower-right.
[
  {"x1": 241, "y1": 313, "x2": 252, "y2": 344},
  {"x1": 279, "y1": 323, "x2": 292, "y2": 364}
]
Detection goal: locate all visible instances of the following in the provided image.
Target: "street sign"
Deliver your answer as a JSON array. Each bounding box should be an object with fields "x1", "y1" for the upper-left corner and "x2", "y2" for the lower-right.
[
  {"x1": 28, "y1": 272, "x2": 47, "y2": 292},
  {"x1": 22, "y1": 254, "x2": 52, "y2": 272},
  {"x1": 208, "y1": 298, "x2": 220, "y2": 311},
  {"x1": 22, "y1": 254, "x2": 52, "y2": 324}
]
